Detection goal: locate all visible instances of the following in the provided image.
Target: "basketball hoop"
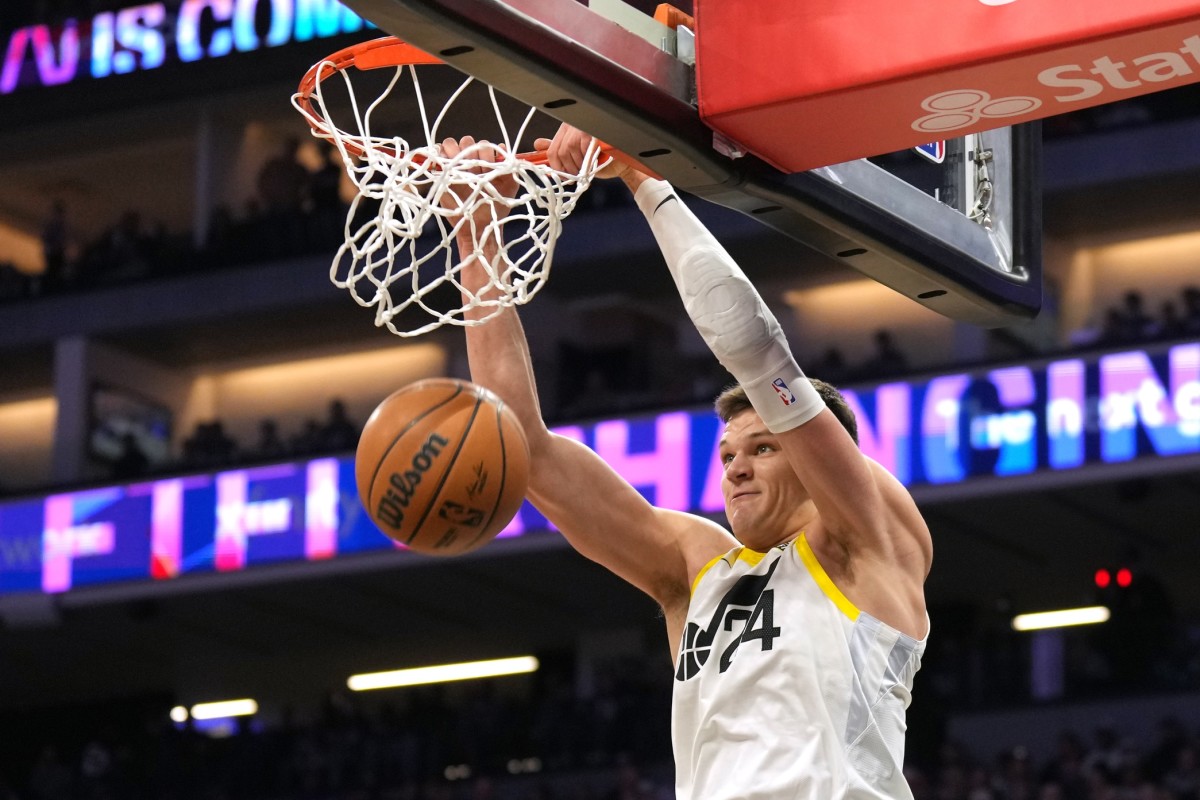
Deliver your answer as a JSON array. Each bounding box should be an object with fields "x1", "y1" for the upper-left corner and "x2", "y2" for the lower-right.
[{"x1": 292, "y1": 37, "x2": 610, "y2": 338}]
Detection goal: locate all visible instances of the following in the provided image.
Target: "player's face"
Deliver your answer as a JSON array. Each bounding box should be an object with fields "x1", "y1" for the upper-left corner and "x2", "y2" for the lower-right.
[{"x1": 718, "y1": 409, "x2": 809, "y2": 549}]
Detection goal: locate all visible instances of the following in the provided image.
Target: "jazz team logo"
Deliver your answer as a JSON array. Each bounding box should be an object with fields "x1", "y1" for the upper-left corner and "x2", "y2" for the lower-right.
[{"x1": 676, "y1": 559, "x2": 782, "y2": 680}]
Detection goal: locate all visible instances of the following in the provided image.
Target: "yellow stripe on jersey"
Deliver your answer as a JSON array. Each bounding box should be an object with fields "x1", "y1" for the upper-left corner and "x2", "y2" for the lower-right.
[
  {"x1": 735, "y1": 548, "x2": 767, "y2": 568},
  {"x1": 690, "y1": 544, "x2": 772, "y2": 596},
  {"x1": 691, "y1": 551, "x2": 730, "y2": 596},
  {"x1": 796, "y1": 534, "x2": 860, "y2": 620}
]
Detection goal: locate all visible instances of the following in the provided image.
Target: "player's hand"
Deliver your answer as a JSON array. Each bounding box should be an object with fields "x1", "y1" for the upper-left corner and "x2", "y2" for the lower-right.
[
  {"x1": 438, "y1": 136, "x2": 518, "y2": 237},
  {"x1": 534, "y1": 124, "x2": 631, "y2": 180}
]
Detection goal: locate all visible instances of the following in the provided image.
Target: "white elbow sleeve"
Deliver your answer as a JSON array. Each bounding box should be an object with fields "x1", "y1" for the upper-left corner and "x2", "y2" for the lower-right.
[{"x1": 635, "y1": 179, "x2": 824, "y2": 432}]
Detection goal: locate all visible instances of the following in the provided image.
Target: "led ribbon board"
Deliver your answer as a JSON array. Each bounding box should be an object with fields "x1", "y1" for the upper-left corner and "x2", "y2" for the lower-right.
[
  {"x1": 0, "y1": 341, "x2": 1196, "y2": 596},
  {"x1": 1, "y1": 0, "x2": 371, "y2": 94}
]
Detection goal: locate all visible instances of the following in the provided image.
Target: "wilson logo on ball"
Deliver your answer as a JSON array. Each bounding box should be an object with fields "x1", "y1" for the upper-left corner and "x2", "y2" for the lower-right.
[{"x1": 375, "y1": 432, "x2": 450, "y2": 529}]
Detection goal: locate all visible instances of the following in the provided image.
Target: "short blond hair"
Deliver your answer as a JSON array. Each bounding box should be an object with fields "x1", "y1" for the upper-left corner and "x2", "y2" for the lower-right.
[{"x1": 713, "y1": 380, "x2": 858, "y2": 445}]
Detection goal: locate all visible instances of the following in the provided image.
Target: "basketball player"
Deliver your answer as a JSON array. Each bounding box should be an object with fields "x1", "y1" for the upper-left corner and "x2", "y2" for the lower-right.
[{"x1": 441, "y1": 127, "x2": 932, "y2": 800}]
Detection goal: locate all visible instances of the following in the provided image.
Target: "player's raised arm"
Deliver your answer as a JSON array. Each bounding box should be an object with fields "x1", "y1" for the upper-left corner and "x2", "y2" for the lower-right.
[
  {"x1": 540, "y1": 126, "x2": 931, "y2": 635},
  {"x1": 438, "y1": 136, "x2": 733, "y2": 613}
]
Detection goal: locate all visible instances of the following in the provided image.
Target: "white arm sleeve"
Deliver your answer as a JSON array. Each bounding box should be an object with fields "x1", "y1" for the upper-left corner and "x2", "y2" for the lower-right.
[{"x1": 634, "y1": 178, "x2": 824, "y2": 433}]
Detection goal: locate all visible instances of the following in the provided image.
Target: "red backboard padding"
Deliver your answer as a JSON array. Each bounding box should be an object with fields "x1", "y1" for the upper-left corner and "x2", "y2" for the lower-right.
[{"x1": 695, "y1": 1, "x2": 1200, "y2": 172}]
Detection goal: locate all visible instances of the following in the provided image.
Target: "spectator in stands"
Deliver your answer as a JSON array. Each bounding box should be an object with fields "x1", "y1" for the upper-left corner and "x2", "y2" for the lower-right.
[
  {"x1": 182, "y1": 421, "x2": 238, "y2": 467},
  {"x1": 40, "y1": 199, "x2": 70, "y2": 293},
  {"x1": 996, "y1": 746, "x2": 1037, "y2": 800},
  {"x1": 965, "y1": 766, "x2": 997, "y2": 800},
  {"x1": 254, "y1": 418, "x2": 288, "y2": 461},
  {"x1": 1111, "y1": 290, "x2": 1157, "y2": 343},
  {"x1": 814, "y1": 346, "x2": 850, "y2": 384},
  {"x1": 257, "y1": 137, "x2": 310, "y2": 256},
  {"x1": 309, "y1": 142, "x2": 346, "y2": 248},
  {"x1": 112, "y1": 432, "x2": 150, "y2": 479},
  {"x1": 96, "y1": 210, "x2": 151, "y2": 283},
  {"x1": 203, "y1": 203, "x2": 238, "y2": 267},
  {"x1": 320, "y1": 399, "x2": 359, "y2": 452},
  {"x1": 861, "y1": 328, "x2": 909, "y2": 379},
  {"x1": 1145, "y1": 717, "x2": 1189, "y2": 782},
  {"x1": 1039, "y1": 731, "x2": 1089, "y2": 800},
  {"x1": 258, "y1": 138, "x2": 309, "y2": 215},
  {"x1": 1098, "y1": 307, "x2": 1130, "y2": 347},
  {"x1": 605, "y1": 756, "x2": 657, "y2": 800},
  {"x1": 140, "y1": 219, "x2": 172, "y2": 275},
  {"x1": 1164, "y1": 745, "x2": 1200, "y2": 800},
  {"x1": 78, "y1": 730, "x2": 116, "y2": 800},
  {"x1": 904, "y1": 766, "x2": 932, "y2": 800},
  {"x1": 207, "y1": 421, "x2": 238, "y2": 465},
  {"x1": 1181, "y1": 286, "x2": 1200, "y2": 337},
  {"x1": 1083, "y1": 725, "x2": 1126, "y2": 784},
  {"x1": 1156, "y1": 300, "x2": 1186, "y2": 341},
  {"x1": 289, "y1": 418, "x2": 324, "y2": 456}
]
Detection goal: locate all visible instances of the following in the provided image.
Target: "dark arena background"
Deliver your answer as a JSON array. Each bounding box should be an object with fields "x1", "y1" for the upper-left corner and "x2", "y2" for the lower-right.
[{"x1": 3, "y1": 1, "x2": 1200, "y2": 798}]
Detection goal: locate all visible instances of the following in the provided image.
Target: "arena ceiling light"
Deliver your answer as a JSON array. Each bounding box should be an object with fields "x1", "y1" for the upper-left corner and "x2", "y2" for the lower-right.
[
  {"x1": 1011, "y1": 606, "x2": 1111, "y2": 632},
  {"x1": 347, "y1": 656, "x2": 539, "y2": 691},
  {"x1": 188, "y1": 698, "x2": 259, "y2": 720}
]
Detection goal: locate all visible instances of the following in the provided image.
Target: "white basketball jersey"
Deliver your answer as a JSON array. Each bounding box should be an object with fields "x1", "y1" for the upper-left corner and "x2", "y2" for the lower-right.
[{"x1": 672, "y1": 534, "x2": 926, "y2": 800}]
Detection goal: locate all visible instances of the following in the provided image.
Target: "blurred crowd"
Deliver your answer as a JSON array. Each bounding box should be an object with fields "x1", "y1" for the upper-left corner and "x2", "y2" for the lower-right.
[
  {"x1": 0, "y1": 138, "x2": 630, "y2": 304},
  {"x1": 6, "y1": 655, "x2": 1200, "y2": 800},
  {"x1": 103, "y1": 398, "x2": 362, "y2": 484},
  {"x1": 2, "y1": 658, "x2": 675, "y2": 800},
  {"x1": 0, "y1": 141, "x2": 353, "y2": 302},
  {"x1": 1070, "y1": 288, "x2": 1200, "y2": 351},
  {"x1": 908, "y1": 719, "x2": 1200, "y2": 800}
]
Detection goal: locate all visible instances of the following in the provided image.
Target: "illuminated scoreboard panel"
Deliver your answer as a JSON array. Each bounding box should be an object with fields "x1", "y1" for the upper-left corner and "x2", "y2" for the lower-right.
[
  {"x1": 0, "y1": 341, "x2": 1197, "y2": 597},
  {"x1": 1, "y1": 0, "x2": 371, "y2": 95}
]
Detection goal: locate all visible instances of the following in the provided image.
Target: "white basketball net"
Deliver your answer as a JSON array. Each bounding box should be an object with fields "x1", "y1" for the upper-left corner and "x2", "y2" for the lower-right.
[{"x1": 292, "y1": 53, "x2": 605, "y2": 337}]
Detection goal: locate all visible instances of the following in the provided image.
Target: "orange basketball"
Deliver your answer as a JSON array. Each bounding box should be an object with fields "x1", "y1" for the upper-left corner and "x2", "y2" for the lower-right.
[{"x1": 356, "y1": 378, "x2": 530, "y2": 556}]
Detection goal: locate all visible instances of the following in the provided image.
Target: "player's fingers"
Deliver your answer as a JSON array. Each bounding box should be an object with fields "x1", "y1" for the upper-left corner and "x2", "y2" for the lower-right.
[
  {"x1": 569, "y1": 129, "x2": 595, "y2": 174},
  {"x1": 562, "y1": 147, "x2": 583, "y2": 175},
  {"x1": 551, "y1": 131, "x2": 580, "y2": 174},
  {"x1": 440, "y1": 137, "x2": 460, "y2": 159},
  {"x1": 545, "y1": 135, "x2": 565, "y2": 173},
  {"x1": 457, "y1": 135, "x2": 489, "y2": 177},
  {"x1": 534, "y1": 137, "x2": 551, "y2": 152},
  {"x1": 479, "y1": 139, "x2": 508, "y2": 164},
  {"x1": 495, "y1": 171, "x2": 519, "y2": 200},
  {"x1": 547, "y1": 123, "x2": 579, "y2": 172}
]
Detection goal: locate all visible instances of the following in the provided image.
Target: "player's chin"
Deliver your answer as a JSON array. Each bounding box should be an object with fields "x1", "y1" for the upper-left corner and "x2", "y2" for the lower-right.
[
  {"x1": 727, "y1": 512, "x2": 756, "y2": 544},
  {"x1": 730, "y1": 518, "x2": 780, "y2": 552}
]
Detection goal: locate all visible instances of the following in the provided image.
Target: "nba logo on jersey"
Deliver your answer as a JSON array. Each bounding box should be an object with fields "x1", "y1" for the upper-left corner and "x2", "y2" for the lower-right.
[
  {"x1": 914, "y1": 140, "x2": 946, "y2": 163},
  {"x1": 772, "y1": 378, "x2": 796, "y2": 405}
]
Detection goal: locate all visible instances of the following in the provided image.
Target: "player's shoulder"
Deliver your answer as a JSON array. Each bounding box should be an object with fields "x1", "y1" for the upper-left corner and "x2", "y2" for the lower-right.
[
  {"x1": 864, "y1": 455, "x2": 920, "y2": 508},
  {"x1": 862, "y1": 456, "x2": 933, "y2": 576},
  {"x1": 655, "y1": 507, "x2": 738, "y2": 585}
]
